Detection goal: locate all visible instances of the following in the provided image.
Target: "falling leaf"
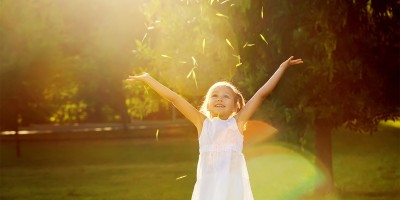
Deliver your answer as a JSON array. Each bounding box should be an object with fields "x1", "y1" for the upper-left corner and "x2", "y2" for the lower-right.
[
  {"x1": 156, "y1": 129, "x2": 159, "y2": 141},
  {"x1": 186, "y1": 69, "x2": 193, "y2": 78},
  {"x1": 176, "y1": 175, "x2": 187, "y2": 180},
  {"x1": 216, "y1": 13, "x2": 229, "y2": 18},
  {"x1": 210, "y1": 0, "x2": 215, "y2": 5},
  {"x1": 147, "y1": 26, "x2": 155, "y2": 30},
  {"x1": 192, "y1": 70, "x2": 198, "y2": 88},
  {"x1": 242, "y1": 43, "x2": 255, "y2": 48},
  {"x1": 220, "y1": 0, "x2": 230, "y2": 4},
  {"x1": 232, "y1": 54, "x2": 241, "y2": 67},
  {"x1": 141, "y1": 33, "x2": 147, "y2": 42},
  {"x1": 191, "y1": 56, "x2": 198, "y2": 66},
  {"x1": 226, "y1": 38, "x2": 234, "y2": 50},
  {"x1": 187, "y1": 68, "x2": 198, "y2": 88},
  {"x1": 261, "y1": 6, "x2": 264, "y2": 19},
  {"x1": 202, "y1": 38, "x2": 205, "y2": 54},
  {"x1": 161, "y1": 54, "x2": 172, "y2": 58},
  {"x1": 232, "y1": 54, "x2": 241, "y2": 62},
  {"x1": 179, "y1": 61, "x2": 187, "y2": 64},
  {"x1": 260, "y1": 34, "x2": 269, "y2": 44}
]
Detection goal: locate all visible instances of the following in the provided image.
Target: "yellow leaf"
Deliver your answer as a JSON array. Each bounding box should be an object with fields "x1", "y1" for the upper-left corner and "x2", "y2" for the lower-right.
[
  {"x1": 232, "y1": 54, "x2": 240, "y2": 59},
  {"x1": 243, "y1": 42, "x2": 255, "y2": 48},
  {"x1": 161, "y1": 54, "x2": 172, "y2": 58},
  {"x1": 210, "y1": 0, "x2": 214, "y2": 5},
  {"x1": 261, "y1": 6, "x2": 264, "y2": 19},
  {"x1": 216, "y1": 13, "x2": 229, "y2": 18},
  {"x1": 191, "y1": 56, "x2": 198, "y2": 66},
  {"x1": 232, "y1": 54, "x2": 240, "y2": 65},
  {"x1": 260, "y1": 34, "x2": 269, "y2": 44},
  {"x1": 226, "y1": 38, "x2": 234, "y2": 50},
  {"x1": 192, "y1": 70, "x2": 198, "y2": 88},
  {"x1": 156, "y1": 129, "x2": 159, "y2": 141},
  {"x1": 179, "y1": 61, "x2": 187, "y2": 64},
  {"x1": 141, "y1": 33, "x2": 147, "y2": 42},
  {"x1": 220, "y1": 0, "x2": 230, "y2": 4},
  {"x1": 186, "y1": 69, "x2": 193, "y2": 78},
  {"x1": 202, "y1": 38, "x2": 205, "y2": 54},
  {"x1": 176, "y1": 175, "x2": 187, "y2": 180}
]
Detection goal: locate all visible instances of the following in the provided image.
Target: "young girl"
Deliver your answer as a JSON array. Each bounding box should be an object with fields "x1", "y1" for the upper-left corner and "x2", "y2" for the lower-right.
[{"x1": 128, "y1": 56, "x2": 303, "y2": 200}]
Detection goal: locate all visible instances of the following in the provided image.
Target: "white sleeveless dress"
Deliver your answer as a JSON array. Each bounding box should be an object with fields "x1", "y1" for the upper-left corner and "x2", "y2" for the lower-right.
[{"x1": 191, "y1": 117, "x2": 254, "y2": 200}]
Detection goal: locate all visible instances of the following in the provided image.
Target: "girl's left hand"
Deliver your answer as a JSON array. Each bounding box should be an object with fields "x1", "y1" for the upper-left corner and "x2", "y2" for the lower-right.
[
  {"x1": 127, "y1": 72, "x2": 150, "y2": 81},
  {"x1": 280, "y1": 56, "x2": 303, "y2": 68}
]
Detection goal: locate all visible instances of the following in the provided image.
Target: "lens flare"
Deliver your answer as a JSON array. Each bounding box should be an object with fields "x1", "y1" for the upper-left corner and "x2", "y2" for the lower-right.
[
  {"x1": 245, "y1": 144, "x2": 327, "y2": 200},
  {"x1": 243, "y1": 120, "x2": 278, "y2": 146}
]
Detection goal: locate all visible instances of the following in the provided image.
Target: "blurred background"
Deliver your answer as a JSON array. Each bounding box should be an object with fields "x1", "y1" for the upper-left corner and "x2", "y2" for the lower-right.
[{"x1": 0, "y1": 0, "x2": 399, "y2": 199}]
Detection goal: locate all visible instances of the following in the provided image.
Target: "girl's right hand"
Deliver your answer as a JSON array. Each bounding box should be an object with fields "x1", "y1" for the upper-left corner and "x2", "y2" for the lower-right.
[
  {"x1": 127, "y1": 73, "x2": 150, "y2": 81},
  {"x1": 280, "y1": 56, "x2": 303, "y2": 69}
]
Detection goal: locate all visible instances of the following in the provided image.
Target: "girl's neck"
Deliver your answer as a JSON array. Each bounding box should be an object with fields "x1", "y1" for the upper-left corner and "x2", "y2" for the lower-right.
[{"x1": 210, "y1": 113, "x2": 231, "y2": 120}]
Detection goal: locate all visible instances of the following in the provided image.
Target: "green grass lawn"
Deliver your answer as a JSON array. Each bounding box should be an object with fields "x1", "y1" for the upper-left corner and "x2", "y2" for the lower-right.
[{"x1": 0, "y1": 124, "x2": 399, "y2": 200}]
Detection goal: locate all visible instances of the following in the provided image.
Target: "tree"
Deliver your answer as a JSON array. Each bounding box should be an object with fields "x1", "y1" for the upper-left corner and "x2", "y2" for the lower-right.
[
  {"x1": 231, "y1": 0, "x2": 399, "y2": 192},
  {"x1": 0, "y1": 0, "x2": 69, "y2": 156},
  {"x1": 133, "y1": 0, "x2": 243, "y2": 99},
  {"x1": 58, "y1": 0, "x2": 147, "y2": 127}
]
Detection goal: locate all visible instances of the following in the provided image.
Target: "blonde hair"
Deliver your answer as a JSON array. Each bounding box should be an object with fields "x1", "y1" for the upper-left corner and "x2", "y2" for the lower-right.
[{"x1": 199, "y1": 81, "x2": 245, "y2": 118}]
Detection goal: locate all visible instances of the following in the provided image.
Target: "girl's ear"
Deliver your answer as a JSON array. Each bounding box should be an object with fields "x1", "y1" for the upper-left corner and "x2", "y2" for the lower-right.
[{"x1": 235, "y1": 98, "x2": 241, "y2": 111}]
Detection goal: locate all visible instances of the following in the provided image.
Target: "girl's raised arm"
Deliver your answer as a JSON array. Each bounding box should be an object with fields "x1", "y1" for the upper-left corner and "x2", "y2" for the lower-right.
[
  {"x1": 127, "y1": 73, "x2": 205, "y2": 130},
  {"x1": 236, "y1": 56, "x2": 303, "y2": 127}
]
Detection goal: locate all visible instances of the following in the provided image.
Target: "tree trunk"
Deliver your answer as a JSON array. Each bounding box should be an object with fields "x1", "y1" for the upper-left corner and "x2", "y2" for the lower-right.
[
  {"x1": 314, "y1": 123, "x2": 334, "y2": 193},
  {"x1": 116, "y1": 88, "x2": 129, "y2": 133},
  {"x1": 15, "y1": 126, "x2": 21, "y2": 158}
]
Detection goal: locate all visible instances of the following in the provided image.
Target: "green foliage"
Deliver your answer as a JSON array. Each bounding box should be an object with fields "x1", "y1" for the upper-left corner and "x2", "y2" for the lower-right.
[
  {"x1": 0, "y1": 0, "x2": 70, "y2": 127},
  {"x1": 43, "y1": 83, "x2": 88, "y2": 123},
  {"x1": 0, "y1": 0, "x2": 147, "y2": 126},
  {"x1": 134, "y1": 0, "x2": 242, "y2": 96},
  {"x1": 123, "y1": 81, "x2": 169, "y2": 120},
  {"x1": 232, "y1": 0, "x2": 400, "y2": 135},
  {"x1": 0, "y1": 0, "x2": 398, "y2": 129}
]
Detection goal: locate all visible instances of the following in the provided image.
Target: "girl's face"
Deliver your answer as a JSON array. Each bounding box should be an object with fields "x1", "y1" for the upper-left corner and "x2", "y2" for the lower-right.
[{"x1": 207, "y1": 86, "x2": 237, "y2": 119}]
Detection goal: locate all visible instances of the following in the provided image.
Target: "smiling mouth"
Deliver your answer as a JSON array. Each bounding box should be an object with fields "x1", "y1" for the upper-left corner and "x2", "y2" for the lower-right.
[{"x1": 214, "y1": 104, "x2": 225, "y2": 108}]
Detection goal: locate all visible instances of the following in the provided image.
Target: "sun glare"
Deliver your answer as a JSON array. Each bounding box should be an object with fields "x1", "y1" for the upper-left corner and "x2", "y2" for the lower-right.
[{"x1": 246, "y1": 144, "x2": 326, "y2": 200}]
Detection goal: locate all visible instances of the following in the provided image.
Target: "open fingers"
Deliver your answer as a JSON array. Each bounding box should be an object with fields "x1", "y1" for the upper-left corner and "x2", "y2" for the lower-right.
[
  {"x1": 288, "y1": 58, "x2": 303, "y2": 65},
  {"x1": 286, "y1": 56, "x2": 294, "y2": 62}
]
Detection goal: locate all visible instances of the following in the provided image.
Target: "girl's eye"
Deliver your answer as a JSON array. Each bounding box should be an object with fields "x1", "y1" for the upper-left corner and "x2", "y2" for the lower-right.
[
  {"x1": 223, "y1": 95, "x2": 230, "y2": 99},
  {"x1": 211, "y1": 94, "x2": 217, "y2": 98}
]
